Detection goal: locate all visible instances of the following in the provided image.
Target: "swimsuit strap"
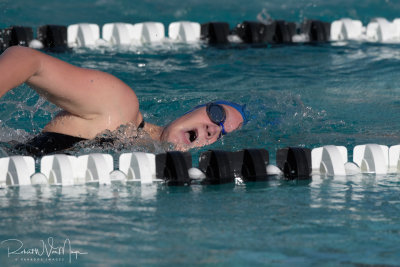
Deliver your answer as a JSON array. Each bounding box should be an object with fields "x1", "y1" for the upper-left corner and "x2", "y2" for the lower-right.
[
  {"x1": 138, "y1": 119, "x2": 145, "y2": 129},
  {"x1": 14, "y1": 132, "x2": 87, "y2": 157}
]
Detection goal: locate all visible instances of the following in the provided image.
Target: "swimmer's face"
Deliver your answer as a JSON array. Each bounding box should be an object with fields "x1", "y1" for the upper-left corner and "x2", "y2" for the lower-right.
[{"x1": 160, "y1": 104, "x2": 244, "y2": 151}]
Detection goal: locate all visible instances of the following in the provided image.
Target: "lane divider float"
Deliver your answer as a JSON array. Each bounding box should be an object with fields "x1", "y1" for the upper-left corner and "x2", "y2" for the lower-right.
[
  {"x1": 1, "y1": 143, "x2": 399, "y2": 188},
  {"x1": 2, "y1": 17, "x2": 400, "y2": 52}
]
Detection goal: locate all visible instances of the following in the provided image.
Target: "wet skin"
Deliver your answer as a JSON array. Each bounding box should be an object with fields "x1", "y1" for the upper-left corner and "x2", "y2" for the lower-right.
[
  {"x1": 160, "y1": 104, "x2": 244, "y2": 151},
  {"x1": 0, "y1": 46, "x2": 243, "y2": 151}
]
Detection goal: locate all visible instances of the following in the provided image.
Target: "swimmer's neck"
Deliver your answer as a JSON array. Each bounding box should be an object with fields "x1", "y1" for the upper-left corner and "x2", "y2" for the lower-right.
[{"x1": 142, "y1": 121, "x2": 163, "y2": 141}]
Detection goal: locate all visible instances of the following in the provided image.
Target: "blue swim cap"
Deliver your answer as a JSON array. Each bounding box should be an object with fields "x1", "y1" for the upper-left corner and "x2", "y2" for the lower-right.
[{"x1": 185, "y1": 100, "x2": 248, "y2": 125}]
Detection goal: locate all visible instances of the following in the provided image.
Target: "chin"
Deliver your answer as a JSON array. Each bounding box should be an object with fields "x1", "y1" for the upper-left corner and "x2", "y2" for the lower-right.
[
  {"x1": 160, "y1": 128, "x2": 186, "y2": 151},
  {"x1": 173, "y1": 143, "x2": 190, "y2": 151}
]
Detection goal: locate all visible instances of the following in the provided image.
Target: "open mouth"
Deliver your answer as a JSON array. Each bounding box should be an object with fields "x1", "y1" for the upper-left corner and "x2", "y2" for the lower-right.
[{"x1": 187, "y1": 129, "x2": 198, "y2": 143}]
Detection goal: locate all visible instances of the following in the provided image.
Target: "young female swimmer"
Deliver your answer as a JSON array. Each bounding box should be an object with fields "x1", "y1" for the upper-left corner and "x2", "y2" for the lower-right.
[{"x1": 0, "y1": 46, "x2": 246, "y2": 154}]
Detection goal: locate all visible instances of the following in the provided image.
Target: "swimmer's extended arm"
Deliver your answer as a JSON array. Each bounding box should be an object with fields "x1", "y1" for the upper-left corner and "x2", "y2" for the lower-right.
[{"x1": 0, "y1": 46, "x2": 142, "y2": 137}]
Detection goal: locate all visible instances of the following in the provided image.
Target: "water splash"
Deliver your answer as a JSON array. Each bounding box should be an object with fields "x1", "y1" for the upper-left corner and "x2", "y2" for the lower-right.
[
  {"x1": 257, "y1": 8, "x2": 274, "y2": 24},
  {"x1": 70, "y1": 122, "x2": 170, "y2": 155}
]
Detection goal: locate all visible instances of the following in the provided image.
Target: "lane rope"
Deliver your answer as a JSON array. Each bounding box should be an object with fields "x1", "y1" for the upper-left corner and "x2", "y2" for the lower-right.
[
  {"x1": 0, "y1": 144, "x2": 399, "y2": 187},
  {"x1": 2, "y1": 17, "x2": 400, "y2": 52}
]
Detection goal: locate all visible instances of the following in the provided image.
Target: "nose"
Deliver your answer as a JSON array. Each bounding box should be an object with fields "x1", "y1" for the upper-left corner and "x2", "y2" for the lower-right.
[{"x1": 205, "y1": 124, "x2": 220, "y2": 139}]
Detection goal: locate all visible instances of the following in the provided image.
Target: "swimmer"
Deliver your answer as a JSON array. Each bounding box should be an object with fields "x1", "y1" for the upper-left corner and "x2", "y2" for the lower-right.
[{"x1": 0, "y1": 46, "x2": 246, "y2": 155}]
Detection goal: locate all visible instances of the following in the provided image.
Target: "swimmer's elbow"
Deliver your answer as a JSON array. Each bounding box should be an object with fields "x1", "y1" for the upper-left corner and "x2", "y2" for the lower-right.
[
  {"x1": 4, "y1": 46, "x2": 40, "y2": 60},
  {"x1": 2, "y1": 45, "x2": 20, "y2": 55},
  {"x1": 0, "y1": 46, "x2": 43, "y2": 96},
  {"x1": 3, "y1": 45, "x2": 34, "y2": 56},
  {"x1": 5, "y1": 46, "x2": 43, "y2": 77}
]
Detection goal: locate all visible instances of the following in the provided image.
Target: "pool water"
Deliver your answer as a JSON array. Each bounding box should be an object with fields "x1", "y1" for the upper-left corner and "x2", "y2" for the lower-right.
[{"x1": 1, "y1": 0, "x2": 400, "y2": 265}]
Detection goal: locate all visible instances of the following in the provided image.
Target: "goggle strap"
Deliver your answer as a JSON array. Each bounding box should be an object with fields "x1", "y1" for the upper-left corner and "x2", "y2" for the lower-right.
[{"x1": 219, "y1": 122, "x2": 227, "y2": 135}]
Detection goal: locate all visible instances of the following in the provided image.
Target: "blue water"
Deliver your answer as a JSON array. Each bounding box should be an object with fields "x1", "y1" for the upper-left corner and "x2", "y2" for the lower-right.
[{"x1": 1, "y1": 0, "x2": 400, "y2": 265}]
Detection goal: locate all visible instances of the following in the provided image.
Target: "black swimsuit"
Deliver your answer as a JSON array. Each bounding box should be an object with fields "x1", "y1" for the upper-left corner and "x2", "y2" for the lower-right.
[{"x1": 14, "y1": 120, "x2": 145, "y2": 157}]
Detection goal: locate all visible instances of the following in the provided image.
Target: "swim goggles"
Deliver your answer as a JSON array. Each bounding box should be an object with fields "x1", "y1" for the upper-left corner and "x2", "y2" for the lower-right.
[{"x1": 206, "y1": 102, "x2": 227, "y2": 137}]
